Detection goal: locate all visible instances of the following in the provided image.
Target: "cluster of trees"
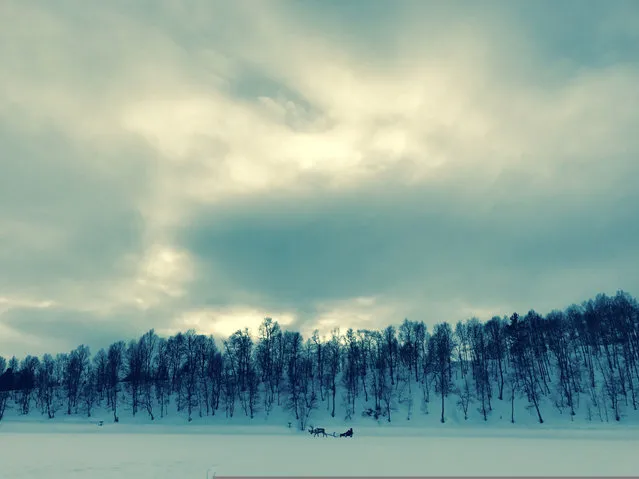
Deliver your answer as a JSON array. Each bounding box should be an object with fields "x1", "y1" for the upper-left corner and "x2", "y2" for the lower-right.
[{"x1": 1, "y1": 291, "x2": 638, "y2": 428}]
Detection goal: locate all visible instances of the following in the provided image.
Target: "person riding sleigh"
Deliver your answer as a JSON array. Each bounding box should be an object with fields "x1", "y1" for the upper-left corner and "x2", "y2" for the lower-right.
[{"x1": 340, "y1": 427, "x2": 353, "y2": 438}]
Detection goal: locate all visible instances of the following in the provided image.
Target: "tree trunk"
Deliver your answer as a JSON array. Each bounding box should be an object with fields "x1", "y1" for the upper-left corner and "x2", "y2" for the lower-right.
[{"x1": 440, "y1": 381, "x2": 445, "y2": 423}]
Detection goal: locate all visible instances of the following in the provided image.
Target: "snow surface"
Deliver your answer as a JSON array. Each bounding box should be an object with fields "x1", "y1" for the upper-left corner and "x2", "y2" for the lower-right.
[
  {"x1": 2, "y1": 393, "x2": 639, "y2": 477},
  {"x1": 1, "y1": 420, "x2": 638, "y2": 477}
]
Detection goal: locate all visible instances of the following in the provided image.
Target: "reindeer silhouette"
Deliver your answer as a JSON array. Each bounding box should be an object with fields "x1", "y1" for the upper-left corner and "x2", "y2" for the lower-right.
[{"x1": 308, "y1": 426, "x2": 327, "y2": 437}]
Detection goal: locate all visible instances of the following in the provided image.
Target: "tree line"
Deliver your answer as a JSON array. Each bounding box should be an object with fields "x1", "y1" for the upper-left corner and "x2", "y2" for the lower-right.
[{"x1": 0, "y1": 291, "x2": 638, "y2": 428}]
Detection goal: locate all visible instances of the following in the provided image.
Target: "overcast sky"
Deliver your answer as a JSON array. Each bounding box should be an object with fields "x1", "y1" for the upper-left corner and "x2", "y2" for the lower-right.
[{"x1": 1, "y1": 0, "x2": 638, "y2": 358}]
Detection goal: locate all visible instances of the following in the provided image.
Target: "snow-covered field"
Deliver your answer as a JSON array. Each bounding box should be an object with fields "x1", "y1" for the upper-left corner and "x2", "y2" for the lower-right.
[
  {"x1": 2, "y1": 392, "x2": 639, "y2": 478},
  {"x1": 1, "y1": 420, "x2": 638, "y2": 478}
]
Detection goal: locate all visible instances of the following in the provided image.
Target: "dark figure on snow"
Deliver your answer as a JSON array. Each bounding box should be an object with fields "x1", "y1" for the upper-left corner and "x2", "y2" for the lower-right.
[{"x1": 340, "y1": 427, "x2": 353, "y2": 438}]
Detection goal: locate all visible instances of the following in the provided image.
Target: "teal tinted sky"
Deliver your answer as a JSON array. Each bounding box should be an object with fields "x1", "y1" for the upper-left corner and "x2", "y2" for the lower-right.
[{"x1": 1, "y1": 0, "x2": 638, "y2": 357}]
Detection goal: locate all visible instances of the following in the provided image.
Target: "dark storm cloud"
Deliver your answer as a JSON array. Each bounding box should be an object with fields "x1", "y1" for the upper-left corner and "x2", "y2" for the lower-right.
[{"x1": 181, "y1": 168, "x2": 639, "y2": 327}]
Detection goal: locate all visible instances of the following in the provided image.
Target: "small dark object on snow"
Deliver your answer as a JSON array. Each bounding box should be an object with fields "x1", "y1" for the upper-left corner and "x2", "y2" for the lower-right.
[
  {"x1": 97, "y1": 421, "x2": 104, "y2": 427},
  {"x1": 340, "y1": 427, "x2": 353, "y2": 438}
]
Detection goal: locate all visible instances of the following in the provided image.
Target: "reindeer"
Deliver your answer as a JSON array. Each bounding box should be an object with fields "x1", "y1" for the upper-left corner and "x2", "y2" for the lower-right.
[
  {"x1": 340, "y1": 427, "x2": 353, "y2": 438},
  {"x1": 308, "y1": 426, "x2": 327, "y2": 437}
]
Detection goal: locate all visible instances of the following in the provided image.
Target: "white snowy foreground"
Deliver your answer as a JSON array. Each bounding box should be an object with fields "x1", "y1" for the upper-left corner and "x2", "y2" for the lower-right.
[{"x1": 1, "y1": 422, "x2": 638, "y2": 478}]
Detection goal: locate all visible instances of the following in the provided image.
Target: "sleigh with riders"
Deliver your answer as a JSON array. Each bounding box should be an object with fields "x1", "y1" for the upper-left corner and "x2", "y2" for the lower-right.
[{"x1": 308, "y1": 426, "x2": 353, "y2": 438}]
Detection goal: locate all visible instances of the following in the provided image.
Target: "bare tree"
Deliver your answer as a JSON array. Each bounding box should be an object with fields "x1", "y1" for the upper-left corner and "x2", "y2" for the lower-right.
[
  {"x1": 82, "y1": 365, "x2": 97, "y2": 417},
  {"x1": 93, "y1": 349, "x2": 108, "y2": 402},
  {"x1": 430, "y1": 323, "x2": 454, "y2": 423},
  {"x1": 154, "y1": 337, "x2": 171, "y2": 418},
  {"x1": 107, "y1": 341, "x2": 125, "y2": 422},
  {"x1": 0, "y1": 391, "x2": 8, "y2": 421},
  {"x1": 384, "y1": 326, "x2": 398, "y2": 386},
  {"x1": 342, "y1": 328, "x2": 360, "y2": 420},
  {"x1": 467, "y1": 318, "x2": 491, "y2": 420},
  {"x1": 206, "y1": 345, "x2": 223, "y2": 415},
  {"x1": 225, "y1": 329, "x2": 257, "y2": 418},
  {"x1": 17, "y1": 356, "x2": 39, "y2": 415},
  {"x1": 167, "y1": 333, "x2": 185, "y2": 409},
  {"x1": 182, "y1": 330, "x2": 200, "y2": 421},
  {"x1": 37, "y1": 353, "x2": 61, "y2": 419},
  {"x1": 126, "y1": 339, "x2": 143, "y2": 417},
  {"x1": 297, "y1": 340, "x2": 318, "y2": 429},
  {"x1": 546, "y1": 310, "x2": 578, "y2": 416},
  {"x1": 506, "y1": 364, "x2": 519, "y2": 423},
  {"x1": 485, "y1": 316, "x2": 507, "y2": 401},
  {"x1": 284, "y1": 330, "x2": 304, "y2": 422},
  {"x1": 0, "y1": 358, "x2": 9, "y2": 421},
  {"x1": 195, "y1": 335, "x2": 213, "y2": 417},
  {"x1": 139, "y1": 329, "x2": 158, "y2": 420},
  {"x1": 507, "y1": 313, "x2": 544, "y2": 424},
  {"x1": 64, "y1": 345, "x2": 90, "y2": 415},
  {"x1": 368, "y1": 330, "x2": 393, "y2": 422},
  {"x1": 326, "y1": 329, "x2": 341, "y2": 417},
  {"x1": 455, "y1": 376, "x2": 472, "y2": 420},
  {"x1": 256, "y1": 318, "x2": 282, "y2": 415},
  {"x1": 222, "y1": 353, "x2": 237, "y2": 418}
]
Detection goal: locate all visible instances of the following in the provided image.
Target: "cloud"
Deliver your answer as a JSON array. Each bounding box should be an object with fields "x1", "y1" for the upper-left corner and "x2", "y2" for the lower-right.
[
  {"x1": 1, "y1": 0, "x2": 638, "y2": 358},
  {"x1": 0, "y1": 306, "x2": 145, "y2": 357},
  {"x1": 181, "y1": 174, "x2": 639, "y2": 328}
]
